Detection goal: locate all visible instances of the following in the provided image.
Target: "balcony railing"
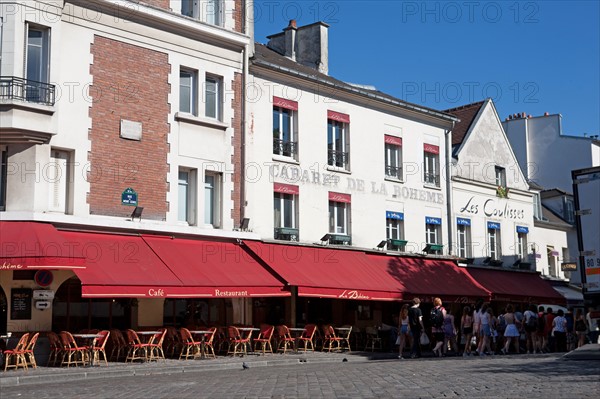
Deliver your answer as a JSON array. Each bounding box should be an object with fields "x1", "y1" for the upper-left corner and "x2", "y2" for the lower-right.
[
  {"x1": 273, "y1": 139, "x2": 297, "y2": 158},
  {"x1": 274, "y1": 227, "x2": 299, "y2": 242},
  {"x1": 327, "y1": 150, "x2": 349, "y2": 168},
  {"x1": 0, "y1": 76, "x2": 55, "y2": 106},
  {"x1": 424, "y1": 172, "x2": 440, "y2": 187},
  {"x1": 385, "y1": 165, "x2": 402, "y2": 180}
]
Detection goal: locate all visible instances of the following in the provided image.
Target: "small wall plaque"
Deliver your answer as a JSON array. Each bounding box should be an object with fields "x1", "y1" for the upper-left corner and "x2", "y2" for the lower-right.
[{"x1": 120, "y1": 119, "x2": 142, "y2": 141}]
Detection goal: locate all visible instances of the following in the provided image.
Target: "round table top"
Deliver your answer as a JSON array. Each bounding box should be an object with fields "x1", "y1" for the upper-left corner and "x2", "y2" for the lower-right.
[
  {"x1": 136, "y1": 331, "x2": 161, "y2": 335},
  {"x1": 288, "y1": 328, "x2": 305, "y2": 331},
  {"x1": 190, "y1": 330, "x2": 212, "y2": 334},
  {"x1": 72, "y1": 334, "x2": 102, "y2": 339},
  {"x1": 238, "y1": 327, "x2": 260, "y2": 331}
]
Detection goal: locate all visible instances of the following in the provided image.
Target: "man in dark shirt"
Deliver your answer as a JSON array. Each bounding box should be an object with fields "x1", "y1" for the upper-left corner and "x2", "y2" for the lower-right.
[{"x1": 408, "y1": 297, "x2": 425, "y2": 358}]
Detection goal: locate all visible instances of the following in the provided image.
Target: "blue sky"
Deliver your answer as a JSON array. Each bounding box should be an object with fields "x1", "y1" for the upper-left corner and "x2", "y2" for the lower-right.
[{"x1": 253, "y1": 1, "x2": 600, "y2": 136}]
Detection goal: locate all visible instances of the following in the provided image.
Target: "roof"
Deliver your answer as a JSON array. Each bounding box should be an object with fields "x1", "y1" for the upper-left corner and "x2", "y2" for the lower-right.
[
  {"x1": 443, "y1": 101, "x2": 486, "y2": 146},
  {"x1": 541, "y1": 188, "x2": 572, "y2": 198},
  {"x1": 540, "y1": 204, "x2": 573, "y2": 227},
  {"x1": 251, "y1": 43, "x2": 459, "y2": 124}
]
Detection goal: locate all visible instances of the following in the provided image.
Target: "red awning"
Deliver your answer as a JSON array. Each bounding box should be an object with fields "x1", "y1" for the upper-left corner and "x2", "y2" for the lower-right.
[
  {"x1": 60, "y1": 231, "x2": 183, "y2": 298},
  {"x1": 366, "y1": 254, "x2": 490, "y2": 303},
  {"x1": 143, "y1": 236, "x2": 289, "y2": 298},
  {"x1": 243, "y1": 241, "x2": 403, "y2": 301},
  {"x1": 465, "y1": 267, "x2": 566, "y2": 305},
  {"x1": 0, "y1": 222, "x2": 85, "y2": 270}
]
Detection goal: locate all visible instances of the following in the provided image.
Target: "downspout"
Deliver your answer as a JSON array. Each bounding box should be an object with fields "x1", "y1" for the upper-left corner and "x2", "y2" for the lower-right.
[
  {"x1": 240, "y1": 0, "x2": 247, "y2": 223},
  {"x1": 445, "y1": 122, "x2": 456, "y2": 256}
]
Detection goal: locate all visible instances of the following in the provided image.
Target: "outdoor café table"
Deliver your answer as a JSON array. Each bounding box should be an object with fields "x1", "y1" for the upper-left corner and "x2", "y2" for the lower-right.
[
  {"x1": 72, "y1": 333, "x2": 102, "y2": 367},
  {"x1": 288, "y1": 328, "x2": 305, "y2": 352},
  {"x1": 136, "y1": 331, "x2": 161, "y2": 344},
  {"x1": 238, "y1": 327, "x2": 260, "y2": 353},
  {"x1": 189, "y1": 330, "x2": 212, "y2": 359}
]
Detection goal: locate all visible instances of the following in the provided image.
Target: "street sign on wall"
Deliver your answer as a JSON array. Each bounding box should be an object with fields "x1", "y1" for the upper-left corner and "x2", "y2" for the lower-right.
[{"x1": 121, "y1": 188, "x2": 138, "y2": 206}]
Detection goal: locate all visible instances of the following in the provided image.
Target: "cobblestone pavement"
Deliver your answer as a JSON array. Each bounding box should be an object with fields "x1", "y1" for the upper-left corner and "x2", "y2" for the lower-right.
[{"x1": 2, "y1": 354, "x2": 599, "y2": 398}]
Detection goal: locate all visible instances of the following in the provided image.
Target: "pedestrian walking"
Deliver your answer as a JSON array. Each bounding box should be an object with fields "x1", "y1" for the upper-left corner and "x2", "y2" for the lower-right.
[
  {"x1": 552, "y1": 309, "x2": 568, "y2": 352},
  {"x1": 575, "y1": 309, "x2": 588, "y2": 347},
  {"x1": 586, "y1": 307, "x2": 599, "y2": 344},
  {"x1": 477, "y1": 303, "x2": 492, "y2": 356},
  {"x1": 398, "y1": 304, "x2": 411, "y2": 359},
  {"x1": 501, "y1": 305, "x2": 520, "y2": 355},
  {"x1": 544, "y1": 307, "x2": 555, "y2": 352},
  {"x1": 460, "y1": 306, "x2": 473, "y2": 356},
  {"x1": 442, "y1": 308, "x2": 457, "y2": 356},
  {"x1": 472, "y1": 300, "x2": 484, "y2": 350},
  {"x1": 430, "y1": 297, "x2": 446, "y2": 357},
  {"x1": 408, "y1": 298, "x2": 424, "y2": 359}
]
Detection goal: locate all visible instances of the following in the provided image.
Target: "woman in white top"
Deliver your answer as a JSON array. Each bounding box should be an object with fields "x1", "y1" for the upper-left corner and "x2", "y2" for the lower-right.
[
  {"x1": 477, "y1": 304, "x2": 492, "y2": 356},
  {"x1": 552, "y1": 309, "x2": 568, "y2": 352},
  {"x1": 501, "y1": 305, "x2": 520, "y2": 355},
  {"x1": 398, "y1": 304, "x2": 411, "y2": 359}
]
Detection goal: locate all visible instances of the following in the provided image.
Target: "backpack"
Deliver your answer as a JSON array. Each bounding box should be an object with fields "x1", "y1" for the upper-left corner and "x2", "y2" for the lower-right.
[
  {"x1": 537, "y1": 313, "x2": 546, "y2": 332},
  {"x1": 430, "y1": 307, "x2": 444, "y2": 328},
  {"x1": 526, "y1": 313, "x2": 537, "y2": 328}
]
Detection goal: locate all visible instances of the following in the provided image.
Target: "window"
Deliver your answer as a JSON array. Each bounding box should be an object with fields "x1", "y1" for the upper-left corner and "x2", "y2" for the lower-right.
[
  {"x1": 495, "y1": 166, "x2": 506, "y2": 187},
  {"x1": 533, "y1": 193, "x2": 542, "y2": 220},
  {"x1": 329, "y1": 201, "x2": 350, "y2": 235},
  {"x1": 26, "y1": 24, "x2": 50, "y2": 102},
  {"x1": 517, "y1": 232, "x2": 528, "y2": 259},
  {"x1": 181, "y1": 0, "x2": 222, "y2": 25},
  {"x1": 425, "y1": 220, "x2": 441, "y2": 244},
  {"x1": 274, "y1": 193, "x2": 296, "y2": 229},
  {"x1": 178, "y1": 168, "x2": 197, "y2": 225},
  {"x1": 273, "y1": 106, "x2": 296, "y2": 158},
  {"x1": 563, "y1": 197, "x2": 575, "y2": 223},
  {"x1": 204, "y1": 172, "x2": 220, "y2": 227},
  {"x1": 47, "y1": 149, "x2": 72, "y2": 214},
  {"x1": 487, "y1": 223, "x2": 502, "y2": 260},
  {"x1": 384, "y1": 136, "x2": 402, "y2": 180},
  {"x1": 386, "y1": 212, "x2": 405, "y2": 251},
  {"x1": 0, "y1": 148, "x2": 7, "y2": 211},
  {"x1": 179, "y1": 69, "x2": 197, "y2": 115},
  {"x1": 456, "y1": 218, "x2": 471, "y2": 258},
  {"x1": 423, "y1": 145, "x2": 440, "y2": 187},
  {"x1": 327, "y1": 119, "x2": 349, "y2": 169},
  {"x1": 204, "y1": 75, "x2": 221, "y2": 120},
  {"x1": 547, "y1": 246, "x2": 557, "y2": 277}
]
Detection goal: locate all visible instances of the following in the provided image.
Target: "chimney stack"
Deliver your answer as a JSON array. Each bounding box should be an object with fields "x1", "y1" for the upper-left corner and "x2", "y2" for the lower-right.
[{"x1": 267, "y1": 21, "x2": 330, "y2": 75}]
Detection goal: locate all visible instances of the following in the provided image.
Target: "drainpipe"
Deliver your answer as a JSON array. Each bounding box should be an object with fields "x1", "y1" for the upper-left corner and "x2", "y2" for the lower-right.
[
  {"x1": 445, "y1": 122, "x2": 456, "y2": 256},
  {"x1": 240, "y1": 0, "x2": 248, "y2": 224}
]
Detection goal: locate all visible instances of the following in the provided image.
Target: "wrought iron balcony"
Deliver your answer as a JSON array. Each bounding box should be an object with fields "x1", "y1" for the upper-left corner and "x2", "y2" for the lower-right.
[
  {"x1": 327, "y1": 150, "x2": 349, "y2": 168},
  {"x1": 385, "y1": 165, "x2": 402, "y2": 180},
  {"x1": 0, "y1": 76, "x2": 55, "y2": 106},
  {"x1": 273, "y1": 138, "x2": 297, "y2": 158},
  {"x1": 424, "y1": 172, "x2": 440, "y2": 187}
]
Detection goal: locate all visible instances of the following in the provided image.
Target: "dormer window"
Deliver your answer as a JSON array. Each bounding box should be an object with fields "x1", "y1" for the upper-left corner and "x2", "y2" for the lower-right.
[
  {"x1": 180, "y1": 0, "x2": 223, "y2": 26},
  {"x1": 495, "y1": 166, "x2": 508, "y2": 198},
  {"x1": 563, "y1": 197, "x2": 575, "y2": 224}
]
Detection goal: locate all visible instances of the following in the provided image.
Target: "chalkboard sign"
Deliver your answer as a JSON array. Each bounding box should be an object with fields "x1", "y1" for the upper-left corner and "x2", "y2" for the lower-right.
[{"x1": 11, "y1": 288, "x2": 32, "y2": 320}]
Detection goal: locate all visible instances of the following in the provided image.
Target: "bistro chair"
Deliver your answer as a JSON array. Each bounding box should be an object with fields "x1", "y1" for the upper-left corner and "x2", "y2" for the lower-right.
[
  {"x1": 364, "y1": 326, "x2": 383, "y2": 352},
  {"x1": 148, "y1": 329, "x2": 166, "y2": 362},
  {"x1": 125, "y1": 329, "x2": 150, "y2": 363},
  {"x1": 23, "y1": 332, "x2": 40, "y2": 369},
  {"x1": 226, "y1": 326, "x2": 249, "y2": 357},
  {"x1": 163, "y1": 326, "x2": 181, "y2": 358},
  {"x1": 202, "y1": 327, "x2": 218, "y2": 359},
  {"x1": 322, "y1": 325, "x2": 342, "y2": 352},
  {"x1": 253, "y1": 324, "x2": 274, "y2": 354},
  {"x1": 109, "y1": 329, "x2": 127, "y2": 361},
  {"x1": 59, "y1": 331, "x2": 87, "y2": 367},
  {"x1": 297, "y1": 324, "x2": 317, "y2": 352},
  {"x1": 179, "y1": 328, "x2": 201, "y2": 360},
  {"x1": 91, "y1": 330, "x2": 110, "y2": 366},
  {"x1": 47, "y1": 331, "x2": 63, "y2": 367},
  {"x1": 338, "y1": 325, "x2": 353, "y2": 352},
  {"x1": 3, "y1": 333, "x2": 29, "y2": 371},
  {"x1": 275, "y1": 325, "x2": 295, "y2": 354}
]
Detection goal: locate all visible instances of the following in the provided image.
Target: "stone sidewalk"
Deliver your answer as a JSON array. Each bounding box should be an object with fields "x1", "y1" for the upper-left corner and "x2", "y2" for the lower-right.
[{"x1": 2, "y1": 344, "x2": 598, "y2": 388}]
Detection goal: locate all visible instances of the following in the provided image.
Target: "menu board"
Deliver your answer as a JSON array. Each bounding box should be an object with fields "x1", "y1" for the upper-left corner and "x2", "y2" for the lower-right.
[{"x1": 11, "y1": 288, "x2": 32, "y2": 320}]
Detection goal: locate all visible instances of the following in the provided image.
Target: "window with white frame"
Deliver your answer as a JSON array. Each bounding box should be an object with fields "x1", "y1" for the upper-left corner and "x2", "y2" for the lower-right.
[
  {"x1": 0, "y1": 148, "x2": 7, "y2": 211},
  {"x1": 384, "y1": 136, "x2": 402, "y2": 180},
  {"x1": 425, "y1": 217, "x2": 442, "y2": 254},
  {"x1": 517, "y1": 232, "x2": 528, "y2": 259},
  {"x1": 179, "y1": 68, "x2": 197, "y2": 115},
  {"x1": 563, "y1": 197, "x2": 575, "y2": 223},
  {"x1": 178, "y1": 168, "x2": 197, "y2": 225},
  {"x1": 495, "y1": 166, "x2": 506, "y2": 187},
  {"x1": 423, "y1": 144, "x2": 440, "y2": 187},
  {"x1": 327, "y1": 118, "x2": 349, "y2": 170},
  {"x1": 329, "y1": 201, "x2": 350, "y2": 235},
  {"x1": 26, "y1": 24, "x2": 50, "y2": 102},
  {"x1": 47, "y1": 149, "x2": 72, "y2": 214},
  {"x1": 456, "y1": 218, "x2": 471, "y2": 258},
  {"x1": 487, "y1": 222, "x2": 502, "y2": 260},
  {"x1": 533, "y1": 193, "x2": 543, "y2": 220},
  {"x1": 180, "y1": 0, "x2": 223, "y2": 26},
  {"x1": 204, "y1": 172, "x2": 221, "y2": 227},
  {"x1": 547, "y1": 246, "x2": 557, "y2": 277},
  {"x1": 274, "y1": 192, "x2": 296, "y2": 229},
  {"x1": 386, "y1": 211, "x2": 405, "y2": 251},
  {"x1": 204, "y1": 75, "x2": 221, "y2": 120},
  {"x1": 273, "y1": 106, "x2": 296, "y2": 158}
]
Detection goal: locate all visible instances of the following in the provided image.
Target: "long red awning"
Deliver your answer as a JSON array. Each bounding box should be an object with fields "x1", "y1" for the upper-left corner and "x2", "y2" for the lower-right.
[
  {"x1": 243, "y1": 241, "x2": 403, "y2": 301},
  {"x1": 60, "y1": 231, "x2": 183, "y2": 298},
  {"x1": 0, "y1": 222, "x2": 85, "y2": 270},
  {"x1": 366, "y1": 253, "x2": 491, "y2": 303},
  {"x1": 142, "y1": 236, "x2": 289, "y2": 298},
  {"x1": 465, "y1": 267, "x2": 566, "y2": 305}
]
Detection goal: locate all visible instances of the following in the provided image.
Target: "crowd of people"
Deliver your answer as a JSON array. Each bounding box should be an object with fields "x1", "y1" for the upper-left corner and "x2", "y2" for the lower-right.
[{"x1": 396, "y1": 298, "x2": 600, "y2": 359}]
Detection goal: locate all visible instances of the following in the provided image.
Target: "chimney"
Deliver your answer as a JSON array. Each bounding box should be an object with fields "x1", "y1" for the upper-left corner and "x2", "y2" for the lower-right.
[
  {"x1": 267, "y1": 21, "x2": 330, "y2": 75},
  {"x1": 544, "y1": 112, "x2": 549, "y2": 116}
]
